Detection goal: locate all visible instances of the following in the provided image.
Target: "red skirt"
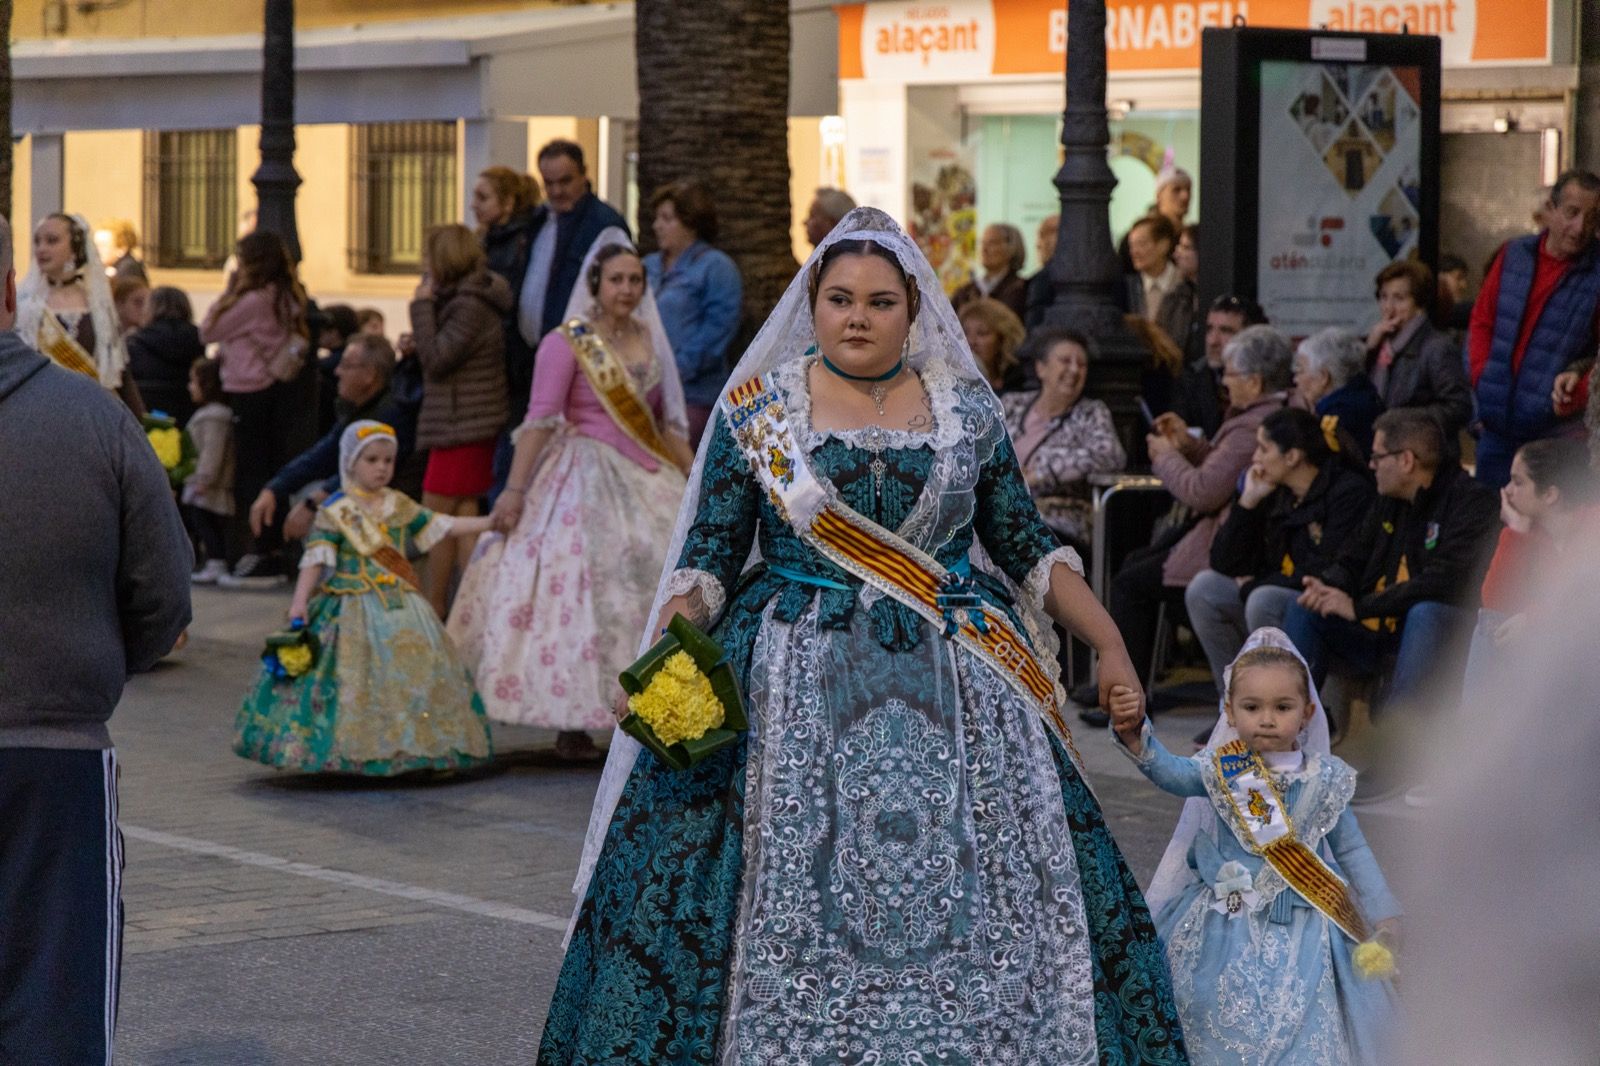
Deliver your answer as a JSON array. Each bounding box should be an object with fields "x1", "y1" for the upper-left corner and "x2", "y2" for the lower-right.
[{"x1": 422, "y1": 439, "x2": 496, "y2": 497}]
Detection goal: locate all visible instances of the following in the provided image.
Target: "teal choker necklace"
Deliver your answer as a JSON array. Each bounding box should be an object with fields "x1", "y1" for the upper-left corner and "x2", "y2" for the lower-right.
[
  {"x1": 820, "y1": 354, "x2": 903, "y2": 383},
  {"x1": 821, "y1": 354, "x2": 903, "y2": 415}
]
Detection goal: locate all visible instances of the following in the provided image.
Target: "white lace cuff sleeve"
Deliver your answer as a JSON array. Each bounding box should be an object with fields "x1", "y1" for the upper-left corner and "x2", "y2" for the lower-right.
[
  {"x1": 300, "y1": 543, "x2": 337, "y2": 570},
  {"x1": 1022, "y1": 543, "x2": 1085, "y2": 612},
  {"x1": 512, "y1": 416, "x2": 564, "y2": 445},
  {"x1": 664, "y1": 567, "x2": 727, "y2": 620},
  {"x1": 414, "y1": 514, "x2": 454, "y2": 552}
]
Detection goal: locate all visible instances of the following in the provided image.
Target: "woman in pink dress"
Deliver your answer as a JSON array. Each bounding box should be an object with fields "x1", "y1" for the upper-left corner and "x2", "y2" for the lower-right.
[{"x1": 448, "y1": 229, "x2": 693, "y2": 759}]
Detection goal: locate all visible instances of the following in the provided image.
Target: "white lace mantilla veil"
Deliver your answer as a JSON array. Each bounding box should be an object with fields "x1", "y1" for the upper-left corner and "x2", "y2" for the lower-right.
[
  {"x1": 1142, "y1": 626, "x2": 1333, "y2": 914},
  {"x1": 560, "y1": 226, "x2": 688, "y2": 436},
  {"x1": 566, "y1": 206, "x2": 1077, "y2": 932},
  {"x1": 16, "y1": 212, "x2": 128, "y2": 389}
]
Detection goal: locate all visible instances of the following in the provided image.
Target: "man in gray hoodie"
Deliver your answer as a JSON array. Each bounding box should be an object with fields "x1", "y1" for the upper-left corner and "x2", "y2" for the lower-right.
[{"x1": 0, "y1": 214, "x2": 192, "y2": 1063}]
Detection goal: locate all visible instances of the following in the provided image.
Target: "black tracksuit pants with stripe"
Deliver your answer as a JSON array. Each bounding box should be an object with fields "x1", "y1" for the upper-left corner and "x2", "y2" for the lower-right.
[{"x1": 0, "y1": 748, "x2": 122, "y2": 1066}]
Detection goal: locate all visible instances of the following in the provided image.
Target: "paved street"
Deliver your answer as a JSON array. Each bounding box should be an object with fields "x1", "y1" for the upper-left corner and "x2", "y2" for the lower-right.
[{"x1": 114, "y1": 588, "x2": 1413, "y2": 1064}]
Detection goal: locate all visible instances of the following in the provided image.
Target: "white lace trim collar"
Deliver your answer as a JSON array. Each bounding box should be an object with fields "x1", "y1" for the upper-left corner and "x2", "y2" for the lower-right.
[{"x1": 775, "y1": 355, "x2": 965, "y2": 452}]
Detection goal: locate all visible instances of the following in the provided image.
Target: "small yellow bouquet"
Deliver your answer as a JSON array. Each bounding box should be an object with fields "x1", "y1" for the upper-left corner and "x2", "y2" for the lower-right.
[
  {"x1": 262, "y1": 620, "x2": 320, "y2": 683},
  {"x1": 619, "y1": 614, "x2": 746, "y2": 771},
  {"x1": 141, "y1": 412, "x2": 197, "y2": 490}
]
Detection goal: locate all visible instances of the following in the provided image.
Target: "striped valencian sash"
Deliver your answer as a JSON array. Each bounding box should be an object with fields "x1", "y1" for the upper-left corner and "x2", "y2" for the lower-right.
[
  {"x1": 37, "y1": 309, "x2": 101, "y2": 380},
  {"x1": 560, "y1": 319, "x2": 676, "y2": 466},
  {"x1": 720, "y1": 373, "x2": 1085, "y2": 774},
  {"x1": 1211, "y1": 739, "x2": 1369, "y2": 942}
]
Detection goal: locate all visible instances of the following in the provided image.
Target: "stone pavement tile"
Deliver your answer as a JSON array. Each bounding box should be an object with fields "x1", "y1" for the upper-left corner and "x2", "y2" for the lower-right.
[
  {"x1": 112, "y1": 581, "x2": 1422, "y2": 1059},
  {"x1": 119, "y1": 913, "x2": 552, "y2": 1065}
]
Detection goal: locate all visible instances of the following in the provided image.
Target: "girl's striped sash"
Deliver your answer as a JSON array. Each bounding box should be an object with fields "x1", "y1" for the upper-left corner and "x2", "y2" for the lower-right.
[
  {"x1": 561, "y1": 319, "x2": 675, "y2": 467},
  {"x1": 37, "y1": 309, "x2": 100, "y2": 380},
  {"x1": 1212, "y1": 738, "x2": 1369, "y2": 942}
]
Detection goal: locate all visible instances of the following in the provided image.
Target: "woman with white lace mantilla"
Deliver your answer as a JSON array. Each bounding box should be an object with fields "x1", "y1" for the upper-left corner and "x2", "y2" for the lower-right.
[{"x1": 539, "y1": 209, "x2": 1187, "y2": 1065}]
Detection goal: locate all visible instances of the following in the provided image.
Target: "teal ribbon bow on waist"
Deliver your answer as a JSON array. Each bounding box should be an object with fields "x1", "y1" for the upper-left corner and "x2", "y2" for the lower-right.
[{"x1": 767, "y1": 557, "x2": 990, "y2": 638}]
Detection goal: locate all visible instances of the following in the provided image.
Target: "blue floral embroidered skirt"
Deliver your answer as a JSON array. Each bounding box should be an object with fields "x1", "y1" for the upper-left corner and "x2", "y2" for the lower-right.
[{"x1": 538, "y1": 595, "x2": 1187, "y2": 1065}]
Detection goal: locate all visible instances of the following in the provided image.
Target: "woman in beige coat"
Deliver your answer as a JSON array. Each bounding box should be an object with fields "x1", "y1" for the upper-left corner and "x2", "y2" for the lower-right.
[{"x1": 408, "y1": 224, "x2": 512, "y2": 617}]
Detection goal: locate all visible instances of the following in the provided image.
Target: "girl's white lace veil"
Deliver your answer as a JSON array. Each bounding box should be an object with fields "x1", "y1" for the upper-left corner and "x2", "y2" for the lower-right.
[
  {"x1": 567, "y1": 208, "x2": 1003, "y2": 927},
  {"x1": 1143, "y1": 626, "x2": 1332, "y2": 913},
  {"x1": 337, "y1": 419, "x2": 398, "y2": 492},
  {"x1": 17, "y1": 212, "x2": 129, "y2": 389},
  {"x1": 560, "y1": 226, "x2": 688, "y2": 436}
]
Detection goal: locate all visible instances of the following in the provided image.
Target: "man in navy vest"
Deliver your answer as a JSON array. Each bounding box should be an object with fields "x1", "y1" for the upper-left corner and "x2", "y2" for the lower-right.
[{"x1": 1467, "y1": 169, "x2": 1600, "y2": 486}]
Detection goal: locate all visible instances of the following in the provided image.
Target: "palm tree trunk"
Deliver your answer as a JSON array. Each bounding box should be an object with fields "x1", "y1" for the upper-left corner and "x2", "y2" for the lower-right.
[
  {"x1": 0, "y1": 0, "x2": 13, "y2": 222},
  {"x1": 635, "y1": 0, "x2": 796, "y2": 341}
]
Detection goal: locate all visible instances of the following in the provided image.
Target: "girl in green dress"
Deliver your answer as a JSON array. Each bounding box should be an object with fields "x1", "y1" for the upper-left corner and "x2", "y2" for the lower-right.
[{"x1": 234, "y1": 420, "x2": 495, "y2": 776}]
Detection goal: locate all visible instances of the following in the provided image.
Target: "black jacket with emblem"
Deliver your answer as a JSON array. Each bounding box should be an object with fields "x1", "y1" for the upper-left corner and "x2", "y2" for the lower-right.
[
  {"x1": 1209, "y1": 459, "x2": 1376, "y2": 598},
  {"x1": 1309, "y1": 462, "x2": 1499, "y2": 625}
]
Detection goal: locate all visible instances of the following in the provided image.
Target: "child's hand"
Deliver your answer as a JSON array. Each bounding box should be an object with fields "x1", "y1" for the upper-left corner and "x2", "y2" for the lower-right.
[
  {"x1": 1375, "y1": 917, "x2": 1402, "y2": 952},
  {"x1": 1108, "y1": 684, "x2": 1146, "y2": 754}
]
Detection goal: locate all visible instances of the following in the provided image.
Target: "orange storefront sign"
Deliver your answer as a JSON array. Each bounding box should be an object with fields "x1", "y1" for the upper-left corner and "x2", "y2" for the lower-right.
[{"x1": 837, "y1": 0, "x2": 1550, "y2": 79}]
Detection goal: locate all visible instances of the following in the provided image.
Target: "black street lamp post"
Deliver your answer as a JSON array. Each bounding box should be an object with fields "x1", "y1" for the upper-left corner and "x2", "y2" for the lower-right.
[
  {"x1": 1044, "y1": 0, "x2": 1146, "y2": 449},
  {"x1": 253, "y1": 0, "x2": 302, "y2": 262}
]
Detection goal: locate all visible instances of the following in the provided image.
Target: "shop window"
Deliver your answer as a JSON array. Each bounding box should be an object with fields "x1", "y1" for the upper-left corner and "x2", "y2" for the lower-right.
[
  {"x1": 142, "y1": 130, "x2": 238, "y2": 270},
  {"x1": 348, "y1": 121, "x2": 458, "y2": 275}
]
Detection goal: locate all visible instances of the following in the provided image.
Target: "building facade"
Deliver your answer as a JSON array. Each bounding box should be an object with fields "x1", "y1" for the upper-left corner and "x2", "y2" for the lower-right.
[
  {"x1": 834, "y1": 0, "x2": 1587, "y2": 292},
  {"x1": 9, "y1": 0, "x2": 840, "y2": 321}
]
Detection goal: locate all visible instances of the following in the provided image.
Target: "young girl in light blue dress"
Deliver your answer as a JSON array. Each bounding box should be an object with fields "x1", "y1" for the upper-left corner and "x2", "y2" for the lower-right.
[{"x1": 1109, "y1": 628, "x2": 1401, "y2": 1065}]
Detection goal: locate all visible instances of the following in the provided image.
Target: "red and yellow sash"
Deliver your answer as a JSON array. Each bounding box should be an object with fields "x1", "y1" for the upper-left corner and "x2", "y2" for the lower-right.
[
  {"x1": 560, "y1": 319, "x2": 675, "y2": 467},
  {"x1": 37, "y1": 309, "x2": 100, "y2": 381},
  {"x1": 1212, "y1": 739, "x2": 1369, "y2": 942},
  {"x1": 721, "y1": 374, "x2": 1084, "y2": 773}
]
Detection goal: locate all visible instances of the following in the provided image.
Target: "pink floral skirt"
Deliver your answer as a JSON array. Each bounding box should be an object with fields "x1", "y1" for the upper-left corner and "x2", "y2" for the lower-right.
[{"x1": 446, "y1": 432, "x2": 686, "y2": 729}]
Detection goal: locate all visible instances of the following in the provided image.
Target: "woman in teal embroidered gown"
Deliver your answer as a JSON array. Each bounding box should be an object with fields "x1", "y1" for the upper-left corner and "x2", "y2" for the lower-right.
[{"x1": 539, "y1": 210, "x2": 1186, "y2": 1064}]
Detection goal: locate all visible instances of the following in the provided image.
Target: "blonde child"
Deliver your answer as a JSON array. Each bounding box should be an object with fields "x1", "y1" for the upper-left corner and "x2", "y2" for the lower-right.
[
  {"x1": 1109, "y1": 628, "x2": 1400, "y2": 1065},
  {"x1": 234, "y1": 420, "x2": 495, "y2": 776},
  {"x1": 183, "y1": 357, "x2": 235, "y2": 583}
]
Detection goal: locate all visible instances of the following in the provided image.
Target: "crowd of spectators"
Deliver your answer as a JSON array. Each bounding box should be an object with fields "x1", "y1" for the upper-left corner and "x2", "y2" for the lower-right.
[
  {"x1": 43, "y1": 145, "x2": 1600, "y2": 784},
  {"x1": 987, "y1": 165, "x2": 1600, "y2": 787}
]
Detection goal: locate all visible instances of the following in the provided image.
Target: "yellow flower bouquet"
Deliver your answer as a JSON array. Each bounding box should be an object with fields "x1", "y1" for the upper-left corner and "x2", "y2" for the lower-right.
[
  {"x1": 619, "y1": 614, "x2": 746, "y2": 771},
  {"x1": 141, "y1": 412, "x2": 197, "y2": 490},
  {"x1": 261, "y1": 620, "x2": 321, "y2": 683}
]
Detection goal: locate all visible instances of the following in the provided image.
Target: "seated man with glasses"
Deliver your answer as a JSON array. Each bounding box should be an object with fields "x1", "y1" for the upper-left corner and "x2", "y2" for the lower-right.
[{"x1": 1283, "y1": 408, "x2": 1499, "y2": 712}]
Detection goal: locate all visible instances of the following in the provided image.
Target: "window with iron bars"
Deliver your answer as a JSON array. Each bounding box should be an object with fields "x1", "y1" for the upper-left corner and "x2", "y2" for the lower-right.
[
  {"x1": 349, "y1": 121, "x2": 458, "y2": 275},
  {"x1": 142, "y1": 130, "x2": 238, "y2": 271}
]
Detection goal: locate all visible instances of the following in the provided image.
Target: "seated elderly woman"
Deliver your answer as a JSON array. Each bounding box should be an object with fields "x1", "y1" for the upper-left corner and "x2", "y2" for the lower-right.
[
  {"x1": 958, "y1": 296, "x2": 1027, "y2": 393},
  {"x1": 1073, "y1": 325, "x2": 1293, "y2": 717},
  {"x1": 1185, "y1": 406, "x2": 1376, "y2": 683},
  {"x1": 1292, "y1": 326, "x2": 1384, "y2": 457},
  {"x1": 1001, "y1": 327, "x2": 1126, "y2": 550},
  {"x1": 1364, "y1": 258, "x2": 1473, "y2": 439}
]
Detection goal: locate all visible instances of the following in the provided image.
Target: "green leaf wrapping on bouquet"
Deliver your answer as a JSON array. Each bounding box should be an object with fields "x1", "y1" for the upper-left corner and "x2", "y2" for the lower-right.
[{"x1": 618, "y1": 613, "x2": 746, "y2": 770}]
